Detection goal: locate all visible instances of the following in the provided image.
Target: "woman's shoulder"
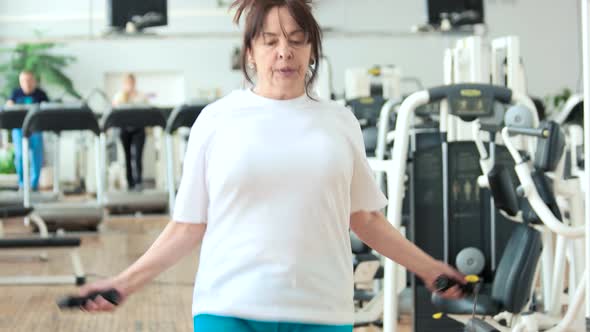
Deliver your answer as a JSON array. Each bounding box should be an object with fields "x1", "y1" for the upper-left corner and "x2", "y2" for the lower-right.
[
  {"x1": 313, "y1": 97, "x2": 359, "y2": 127},
  {"x1": 197, "y1": 90, "x2": 242, "y2": 118},
  {"x1": 313, "y1": 97, "x2": 349, "y2": 113},
  {"x1": 190, "y1": 90, "x2": 245, "y2": 128},
  {"x1": 203, "y1": 90, "x2": 245, "y2": 110}
]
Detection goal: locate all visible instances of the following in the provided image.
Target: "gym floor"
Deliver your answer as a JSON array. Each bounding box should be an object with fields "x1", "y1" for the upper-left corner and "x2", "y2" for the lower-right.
[{"x1": 0, "y1": 216, "x2": 410, "y2": 332}]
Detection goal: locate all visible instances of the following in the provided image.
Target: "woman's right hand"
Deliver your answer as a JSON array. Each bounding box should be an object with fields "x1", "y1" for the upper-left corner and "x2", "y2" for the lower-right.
[{"x1": 78, "y1": 276, "x2": 129, "y2": 312}]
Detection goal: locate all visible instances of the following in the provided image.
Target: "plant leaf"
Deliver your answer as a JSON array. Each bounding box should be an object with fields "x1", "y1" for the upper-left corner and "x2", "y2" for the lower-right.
[
  {"x1": 39, "y1": 65, "x2": 81, "y2": 99},
  {"x1": 1, "y1": 42, "x2": 80, "y2": 100}
]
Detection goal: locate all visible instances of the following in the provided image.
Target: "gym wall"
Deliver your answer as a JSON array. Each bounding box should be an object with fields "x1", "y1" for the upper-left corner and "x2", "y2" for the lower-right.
[{"x1": 0, "y1": 0, "x2": 581, "y2": 100}]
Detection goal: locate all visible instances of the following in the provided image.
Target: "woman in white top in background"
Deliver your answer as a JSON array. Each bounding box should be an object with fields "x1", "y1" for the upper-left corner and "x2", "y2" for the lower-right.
[
  {"x1": 112, "y1": 73, "x2": 148, "y2": 190},
  {"x1": 79, "y1": 1, "x2": 465, "y2": 331}
]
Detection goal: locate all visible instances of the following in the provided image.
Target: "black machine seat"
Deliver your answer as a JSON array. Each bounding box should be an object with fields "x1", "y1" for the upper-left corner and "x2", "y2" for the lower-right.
[
  {"x1": 101, "y1": 106, "x2": 167, "y2": 131},
  {"x1": 0, "y1": 105, "x2": 32, "y2": 130},
  {"x1": 351, "y1": 232, "x2": 371, "y2": 255},
  {"x1": 355, "y1": 289, "x2": 378, "y2": 302},
  {"x1": 351, "y1": 233, "x2": 378, "y2": 268},
  {"x1": 23, "y1": 103, "x2": 100, "y2": 137},
  {"x1": 350, "y1": 233, "x2": 383, "y2": 279},
  {"x1": 353, "y1": 253, "x2": 379, "y2": 267},
  {"x1": 491, "y1": 224, "x2": 542, "y2": 312},
  {"x1": 165, "y1": 104, "x2": 206, "y2": 134},
  {"x1": 433, "y1": 223, "x2": 542, "y2": 315},
  {"x1": 0, "y1": 237, "x2": 80, "y2": 248},
  {"x1": 0, "y1": 204, "x2": 81, "y2": 248},
  {"x1": 0, "y1": 204, "x2": 33, "y2": 218}
]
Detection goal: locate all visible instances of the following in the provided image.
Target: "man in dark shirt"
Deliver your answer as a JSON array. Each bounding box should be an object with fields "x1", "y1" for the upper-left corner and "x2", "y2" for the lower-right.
[{"x1": 5, "y1": 71, "x2": 48, "y2": 191}]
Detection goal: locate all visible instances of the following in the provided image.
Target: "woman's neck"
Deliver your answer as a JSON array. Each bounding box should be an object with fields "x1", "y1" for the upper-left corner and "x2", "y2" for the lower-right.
[{"x1": 253, "y1": 85, "x2": 305, "y2": 100}]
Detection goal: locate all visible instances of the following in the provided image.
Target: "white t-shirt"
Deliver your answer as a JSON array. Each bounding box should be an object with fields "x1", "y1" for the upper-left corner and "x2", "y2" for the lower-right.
[{"x1": 173, "y1": 89, "x2": 388, "y2": 325}]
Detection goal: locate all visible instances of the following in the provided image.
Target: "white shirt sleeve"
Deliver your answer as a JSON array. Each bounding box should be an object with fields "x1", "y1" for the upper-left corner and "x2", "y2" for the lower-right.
[
  {"x1": 172, "y1": 111, "x2": 213, "y2": 223},
  {"x1": 349, "y1": 119, "x2": 389, "y2": 213}
]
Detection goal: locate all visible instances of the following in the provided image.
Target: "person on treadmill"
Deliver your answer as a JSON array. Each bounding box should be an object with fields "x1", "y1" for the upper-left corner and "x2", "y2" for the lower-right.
[
  {"x1": 112, "y1": 73, "x2": 149, "y2": 191},
  {"x1": 5, "y1": 70, "x2": 49, "y2": 191}
]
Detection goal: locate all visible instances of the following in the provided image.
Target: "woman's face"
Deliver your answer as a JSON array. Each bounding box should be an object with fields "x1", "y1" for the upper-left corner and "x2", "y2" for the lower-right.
[
  {"x1": 248, "y1": 6, "x2": 313, "y2": 98},
  {"x1": 123, "y1": 76, "x2": 136, "y2": 93}
]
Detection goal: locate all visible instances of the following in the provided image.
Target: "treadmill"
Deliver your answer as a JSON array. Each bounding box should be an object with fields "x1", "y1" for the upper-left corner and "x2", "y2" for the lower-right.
[
  {"x1": 0, "y1": 104, "x2": 60, "y2": 204},
  {"x1": 100, "y1": 105, "x2": 169, "y2": 214},
  {"x1": 22, "y1": 103, "x2": 104, "y2": 231},
  {"x1": 165, "y1": 103, "x2": 206, "y2": 215}
]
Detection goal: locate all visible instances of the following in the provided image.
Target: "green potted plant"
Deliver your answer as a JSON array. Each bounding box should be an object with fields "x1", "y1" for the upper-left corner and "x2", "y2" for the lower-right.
[
  {"x1": 0, "y1": 42, "x2": 81, "y2": 101},
  {"x1": 544, "y1": 87, "x2": 573, "y2": 116},
  {"x1": 0, "y1": 147, "x2": 15, "y2": 174}
]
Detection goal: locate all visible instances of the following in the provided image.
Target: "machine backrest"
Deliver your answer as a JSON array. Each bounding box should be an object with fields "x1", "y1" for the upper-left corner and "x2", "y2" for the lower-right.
[
  {"x1": 534, "y1": 121, "x2": 565, "y2": 172},
  {"x1": 520, "y1": 169, "x2": 563, "y2": 225},
  {"x1": 487, "y1": 164, "x2": 520, "y2": 217},
  {"x1": 491, "y1": 223, "x2": 542, "y2": 313}
]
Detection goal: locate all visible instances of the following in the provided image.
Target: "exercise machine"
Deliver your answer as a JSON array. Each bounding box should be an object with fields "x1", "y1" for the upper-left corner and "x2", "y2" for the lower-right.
[
  {"x1": 385, "y1": 83, "x2": 539, "y2": 332},
  {"x1": 100, "y1": 105, "x2": 169, "y2": 214},
  {"x1": 0, "y1": 104, "x2": 60, "y2": 204},
  {"x1": 22, "y1": 102, "x2": 104, "y2": 231}
]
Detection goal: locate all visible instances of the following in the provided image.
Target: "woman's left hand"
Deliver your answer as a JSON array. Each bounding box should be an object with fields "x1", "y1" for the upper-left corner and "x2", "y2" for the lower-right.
[{"x1": 418, "y1": 260, "x2": 466, "y2": 300}]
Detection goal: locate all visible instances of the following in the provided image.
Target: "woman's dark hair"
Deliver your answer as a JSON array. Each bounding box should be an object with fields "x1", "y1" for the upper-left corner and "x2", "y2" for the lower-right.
[{"x1": 231, "y1": 0, "x2": 322, "y2": 97}]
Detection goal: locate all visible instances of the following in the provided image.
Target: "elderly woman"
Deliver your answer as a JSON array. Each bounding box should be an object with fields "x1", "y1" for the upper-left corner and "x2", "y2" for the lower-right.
[{"x1": 79, "y1": 1, "x2": 464, "y2": 331}]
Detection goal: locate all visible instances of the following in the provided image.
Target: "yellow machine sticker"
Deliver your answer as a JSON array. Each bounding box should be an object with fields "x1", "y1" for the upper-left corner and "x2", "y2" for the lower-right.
[{"x1": 460, "y1": 89, "x2": 482, "y2": 97}]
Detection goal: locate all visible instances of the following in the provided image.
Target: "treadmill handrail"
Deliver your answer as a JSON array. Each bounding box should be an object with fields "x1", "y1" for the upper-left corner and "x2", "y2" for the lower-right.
[
  {"x1": 22, "y1": 104, "x2": 99, "y2": 137},
  {"x1": 0, "y1": 107, "x2": 32, "y2": 130},
  {"x1": 22, "y1": 105, "x2": 103, "y2": 208},
  {"x1": 0, "y1": 104, "x2": 35, "y2": 112},
  {"x1": 101, "y1": 107, "x2": 167, "y2": 131},
  {"x1": 165, "y1": 103, "x2": 207, "y2": 134}
]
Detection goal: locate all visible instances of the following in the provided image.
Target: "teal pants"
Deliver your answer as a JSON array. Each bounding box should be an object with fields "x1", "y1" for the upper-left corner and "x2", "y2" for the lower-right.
[
  {"x1": 193, "y1": 314, "x2": 353, "y2": 332},
  {"x1": 12, "y1": 129, "x2": 43, "y2": 190}
]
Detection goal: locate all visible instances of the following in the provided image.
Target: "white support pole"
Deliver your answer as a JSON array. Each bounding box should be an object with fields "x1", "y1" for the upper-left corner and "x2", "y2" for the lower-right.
[
  {"x1": 94, "y1": 135, "x2": 103, "y2": 205},
  {"x1": 582, "y1": 0, "x2": 590, "y2": 322},
  {"x1": 53, "y1": 133, "x2": 60, "y2": 194},
  {"x1": 383, "y1": 91, "x2": 430, "y2": 332},
  {"x1": 23, "y1": 137, "x2": 30, "y2": 208}
]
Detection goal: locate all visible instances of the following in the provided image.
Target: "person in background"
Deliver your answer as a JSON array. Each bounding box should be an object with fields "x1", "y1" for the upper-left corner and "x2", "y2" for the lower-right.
[
  {"x1": 112, "y1": 73, "x2": 148, "y2": 191},
  {"x1": 5, "y1": 70, "x2": 48, "y2": 191}
]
